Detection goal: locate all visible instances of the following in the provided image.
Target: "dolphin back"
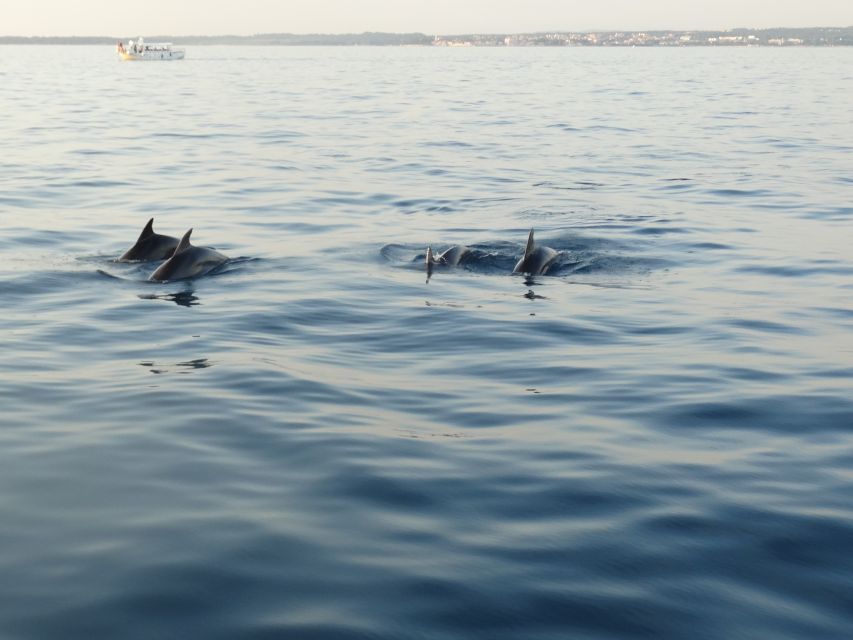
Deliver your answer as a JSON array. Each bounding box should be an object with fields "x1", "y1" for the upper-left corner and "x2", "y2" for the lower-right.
[
  {"x1": 427, "y1": 245, "x2": 469, "y2": 268},
  {"x1": 118, "y1": 218, "x2": 179, "y2": 262},
  {"x1": 148, "y1": 229, "x2": 229, "y2": 282},
  {"x1": 439, "y1": 245, "x2": 469, "y2": 267},
  {"x1": 513, "y1": 228, "x2": 558, "y2": 275}
]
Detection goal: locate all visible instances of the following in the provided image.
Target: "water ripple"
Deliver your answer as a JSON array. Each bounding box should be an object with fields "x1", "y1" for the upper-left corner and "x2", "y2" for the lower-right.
[{"x1": 1, "y1": 45, "x2": 852, "y2": 640}]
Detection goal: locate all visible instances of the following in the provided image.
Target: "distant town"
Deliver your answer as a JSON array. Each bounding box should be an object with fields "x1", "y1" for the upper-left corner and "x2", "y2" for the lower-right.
[
  {"x1": 2, "y1": 27, "x2": 851, "y2": 47},
  {"x1": 432, "y1": 27, "x2": 852, "y2": 47}
]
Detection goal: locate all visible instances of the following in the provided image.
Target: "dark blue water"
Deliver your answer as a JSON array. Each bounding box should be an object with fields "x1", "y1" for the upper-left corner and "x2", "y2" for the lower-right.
[{"x1": 1, "y1": 45, "x2": 852, "y2": 639}]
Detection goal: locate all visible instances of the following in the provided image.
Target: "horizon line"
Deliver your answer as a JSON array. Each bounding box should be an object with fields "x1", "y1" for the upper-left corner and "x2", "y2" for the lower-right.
[{"x1": 3, "y1": 25, "x2": 852, "y2": 39}]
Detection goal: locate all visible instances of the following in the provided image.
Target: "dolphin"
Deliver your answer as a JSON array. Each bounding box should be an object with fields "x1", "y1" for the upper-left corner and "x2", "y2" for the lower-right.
[
  {"x1": 118, "y1": 218, "x2": 180, "y2": 262},
  {"x1": 512, "y1": 229, "x2": 558, "y2": 275},
  {"x1": 426, "y1": 244, "x2": 470, "y2": 279},
  {"x1": 426, "y1": 244, "x2": 470, "y2": 268},
  {"x1": 148, "y1": 229, "x2": 229, "y2": 282}
]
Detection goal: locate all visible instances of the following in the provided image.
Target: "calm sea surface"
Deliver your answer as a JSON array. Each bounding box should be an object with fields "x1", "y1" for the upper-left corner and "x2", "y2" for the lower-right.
[{"x1": 1, "y1": 45, "x2": 852, "y2": 639}]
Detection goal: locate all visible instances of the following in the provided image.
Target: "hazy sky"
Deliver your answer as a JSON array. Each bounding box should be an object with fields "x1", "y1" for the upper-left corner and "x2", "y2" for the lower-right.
[{"x1": 5, "y1": 0, "x2": 852, "y2": 36}]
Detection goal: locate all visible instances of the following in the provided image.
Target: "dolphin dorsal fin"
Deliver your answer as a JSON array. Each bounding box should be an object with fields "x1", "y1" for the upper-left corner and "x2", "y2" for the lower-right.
[
  {"x1": 138, "y1": 218, "x2": 155, "y2": 241},
  {"x1": 175, "y1": 228, "x2": 193, "y2": 254},
  {"x1": 426, "y1": 246, "x2": 435, "y2": 266},
  {"x1": 524, "y1": 228, "x2": 535, "y2": 260}
]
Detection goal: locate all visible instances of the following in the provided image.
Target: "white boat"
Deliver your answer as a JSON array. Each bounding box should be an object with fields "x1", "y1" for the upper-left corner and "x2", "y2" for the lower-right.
[{"x1": 117, "y1": 37, "x2": 185, "y2": 61}]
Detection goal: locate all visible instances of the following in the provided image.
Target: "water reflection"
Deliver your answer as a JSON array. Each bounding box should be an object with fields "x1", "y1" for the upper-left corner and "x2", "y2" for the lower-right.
[
  {"x1": 177, "y1": 358, "x2": 213, "y2": 370},
  {"x1": 138, "y1": 289, "x2": 200, "y2": 307},
  {"x1": 139, "y1": 358, "x2": 213, "y2": 375},
  {"x1": 523, "y1": 288, "x2": 547, "y2": 300}
]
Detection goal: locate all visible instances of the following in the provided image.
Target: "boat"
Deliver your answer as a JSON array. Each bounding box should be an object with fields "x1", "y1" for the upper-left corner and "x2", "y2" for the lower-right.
[{"x1": 117, "y1": 37, "x2": 185, "y2": 61}]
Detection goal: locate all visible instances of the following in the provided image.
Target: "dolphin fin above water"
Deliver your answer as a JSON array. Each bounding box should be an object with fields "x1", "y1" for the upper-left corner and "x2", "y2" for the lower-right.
[
  {"x1": 140, "y1": 218, "x2": 154, "y2": 239},
  {"x1": 426, "y1": 243, "x2": 470, "y2": 279},
  {"x1": 512, "y1": 228, "x2": 558, "y2": 275},
  {"x1": 174, "y1": 228, "x2": 193, "y2": 253},
  {"x1": 523, "y1": 228, "x2": 535, "y2": 262},
  {"x1": 148, "y1": 228, "x2": 229, "y2": 282},
  {"x1": 118, "y1": 218, "x2": 180, "y2": 262}
]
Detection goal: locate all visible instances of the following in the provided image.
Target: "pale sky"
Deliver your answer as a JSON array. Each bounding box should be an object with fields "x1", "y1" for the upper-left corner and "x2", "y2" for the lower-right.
[{"x1": 5, "y1": 0, "x2": 852, "y2": 36}]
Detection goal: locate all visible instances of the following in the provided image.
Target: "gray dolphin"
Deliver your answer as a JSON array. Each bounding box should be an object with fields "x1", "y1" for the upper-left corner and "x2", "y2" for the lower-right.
[
  {"x1": 118, "y1": 218, "x2": 180, "y2": 262},
  {"x1": 512, "y1": 229, "x2": 558, "y2": 275},
  {"x1": 426, "y1": 244, "x2": 470, "y2": 268},
  {"x1": 148, "y1": 229, "x2": 229, "y2": 282},
  {"x1": 426, "y1": 244, "x2": 470, "y2": 279}
]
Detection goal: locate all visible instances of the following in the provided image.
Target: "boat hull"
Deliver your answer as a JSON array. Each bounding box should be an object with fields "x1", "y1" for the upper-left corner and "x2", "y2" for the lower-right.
[{"x1": 118, "y1": 50, "x2": 185, "y2": 61}]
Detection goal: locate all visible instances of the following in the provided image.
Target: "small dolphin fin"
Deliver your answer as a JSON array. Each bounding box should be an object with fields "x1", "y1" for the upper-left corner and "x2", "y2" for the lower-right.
[
  {"x1": 138, "y1": 218, "x2": 155, "y2": 241},
  {"x1": 524, "y1": 228, "x2": 535, "y2": 260},
  {"x1": 426, "y1": 246, "x2": 435, "y2": 280},
  {"x1": 175, "y1": 228, "x2": 193, "y2": 254}
]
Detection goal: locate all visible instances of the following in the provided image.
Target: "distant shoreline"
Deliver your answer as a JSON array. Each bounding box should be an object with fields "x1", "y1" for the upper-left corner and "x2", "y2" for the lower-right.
[{"x1": 1, "y1": 27, "x2": 851, "y2": 47}]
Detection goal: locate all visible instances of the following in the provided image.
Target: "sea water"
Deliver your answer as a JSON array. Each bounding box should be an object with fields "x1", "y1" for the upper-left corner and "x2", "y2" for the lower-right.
[{"x1": 1, "y1": 45, "x2": 852, "y2": 639}]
